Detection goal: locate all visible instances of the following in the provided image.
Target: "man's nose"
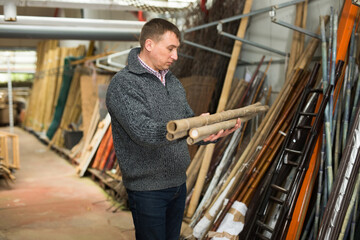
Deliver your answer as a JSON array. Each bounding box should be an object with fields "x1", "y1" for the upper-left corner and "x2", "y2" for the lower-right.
[{"x1": 171, "y1": 50, "x2": 178, "y2": 61}]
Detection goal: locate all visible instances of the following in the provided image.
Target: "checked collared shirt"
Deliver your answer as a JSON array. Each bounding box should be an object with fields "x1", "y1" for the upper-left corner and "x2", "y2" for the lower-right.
[{"x1": 137, "y1": 55, "x2": 168, "y2": 86}]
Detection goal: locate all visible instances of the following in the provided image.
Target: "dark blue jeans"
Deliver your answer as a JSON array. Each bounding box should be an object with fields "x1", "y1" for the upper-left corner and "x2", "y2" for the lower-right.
[{"x1": 127, "y1": 183, "x2": 186, "y2": 240}]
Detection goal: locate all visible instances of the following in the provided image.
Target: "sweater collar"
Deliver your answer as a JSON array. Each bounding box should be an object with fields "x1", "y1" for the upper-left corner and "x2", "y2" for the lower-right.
[
  {"x1": 127, "y1": 47, "x2": 173, "y2": 78},
  {"x1": 127, "y1": 47, "x2": 151, "y2": 75}
]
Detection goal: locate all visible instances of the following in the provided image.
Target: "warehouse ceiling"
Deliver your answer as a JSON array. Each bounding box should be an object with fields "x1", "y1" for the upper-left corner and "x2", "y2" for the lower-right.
[
  {"x1": 0, "y1": 0, "x2": 197, "y2": 47},
  {"x1": 0, "y1": 0, "x2": 197, "y2": 13}
]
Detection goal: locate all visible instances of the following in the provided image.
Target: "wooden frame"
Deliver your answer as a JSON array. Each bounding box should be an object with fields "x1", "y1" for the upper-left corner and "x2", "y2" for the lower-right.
[{"x1": 0, "y1": 131, "x2": 20, "y2": 170}]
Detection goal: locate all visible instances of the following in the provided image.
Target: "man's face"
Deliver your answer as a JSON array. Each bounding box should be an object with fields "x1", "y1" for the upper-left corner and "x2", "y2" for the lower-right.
[{"x1": 147, "y1": 31, "x2": 180, "y2": 71}]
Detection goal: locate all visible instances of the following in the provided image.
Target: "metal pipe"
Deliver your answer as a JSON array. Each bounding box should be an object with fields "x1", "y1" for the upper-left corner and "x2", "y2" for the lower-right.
[
  {"x1": 218, "y1": 29, "x2": 287, "y2": 56},
  {"x1": 4, "y1": 0, "x2": 17, "y2": 21},
  {"x1": 0, "y1": 0, "x2": 195, "y2": 11},
  {"x1": 184, "y1": 0, "x2": 305, "y2": 33},
  {"x1": 0, "y1": 15, "x2": 145, "y2": 29},
  {"x1": 271, "y1": 18, "x2": 321, "y2": 40},
  {"x1": 182, "y1": 40, "x2": 232, "y2": 58},
  {"x1": 6, "y1": 54, "x2": 14, "y2": 133},
  {"x1": 0, "y1": 24, "x2": 140, "y2": 41}
]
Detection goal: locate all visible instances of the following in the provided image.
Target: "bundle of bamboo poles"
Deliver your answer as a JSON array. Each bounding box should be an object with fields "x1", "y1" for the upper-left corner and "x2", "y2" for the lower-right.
[
  {"x1": 24, "y1": 40, "x2": 85, "y2": 133},
  {"x1": 25, "y1": 40, "x2": 58, "y2": 130},
  {"x1": 166, "y1": 102, "x2": 269, "y2": 145}
]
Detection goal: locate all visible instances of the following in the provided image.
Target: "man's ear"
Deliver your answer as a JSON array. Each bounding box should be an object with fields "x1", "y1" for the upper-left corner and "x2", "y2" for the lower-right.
[{"x1": 144, "y1": 39, "x2": 154, "y2": 52}]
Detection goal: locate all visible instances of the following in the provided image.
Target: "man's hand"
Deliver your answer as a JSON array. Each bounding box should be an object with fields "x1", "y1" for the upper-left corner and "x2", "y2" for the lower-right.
[{"x1": 202, "y1": 117, "x2": 241, "y2": 142}]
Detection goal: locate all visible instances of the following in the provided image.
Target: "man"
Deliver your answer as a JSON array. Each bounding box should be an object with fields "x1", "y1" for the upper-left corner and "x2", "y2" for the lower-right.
[{"x1": 106, "y1": 18, "x2": 240, "y2": 240}]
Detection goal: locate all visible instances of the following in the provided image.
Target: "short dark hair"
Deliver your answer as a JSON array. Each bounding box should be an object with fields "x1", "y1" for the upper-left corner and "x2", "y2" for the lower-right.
[{"x1": 139, "y1": 18, "x2": 181, "y2": 50}]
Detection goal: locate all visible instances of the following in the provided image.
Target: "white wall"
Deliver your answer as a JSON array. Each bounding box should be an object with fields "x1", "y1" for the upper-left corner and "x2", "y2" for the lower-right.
[
  {"x1": 236, "y1": 0, "x2": 344, "y2": 101},
  {"x1": 58, "y1": 8, "x2": 141, "y2": 65}
]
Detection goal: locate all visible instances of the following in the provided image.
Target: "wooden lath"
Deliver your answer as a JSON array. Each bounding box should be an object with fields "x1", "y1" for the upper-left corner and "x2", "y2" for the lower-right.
[{"x1": 0, "y1": 131, "x2": 20, "y2": 170}]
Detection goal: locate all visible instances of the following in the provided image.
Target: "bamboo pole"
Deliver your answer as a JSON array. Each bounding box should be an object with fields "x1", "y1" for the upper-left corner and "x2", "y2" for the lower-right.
[
  {"x1": 190, "y1": 128, "x2": 242, "y2": 227},
  {"x1": 241, "y1": 130, "x2": 285, "y2": 205},
  {"x1": 350, "y1": 73, "x2": 360, "y2": 127},
  {"x1": 225, "y1": 79, "x2": 247, "y2": 110},
  {"x1": 300, "y1": 207, "x2": 315, "y2": 240},
  {"x1": 167, "y1": 102, "x2": 262, "y2": 134},
  {"x1": 335, "y1": 75, "x2": 346, "y2": 174},
  {"x1": 350, "y1": 194, "x2": 358, "y2": 240},
  {"x1": 321, "y1": 15, "x2": 334, "y2": 195},
  {"x1": 315, "y1": 132, "x2": 326, "y2": 238},
  {"x1": 294, "y1": 16, "x2": 328, "y2": 70},
  {"x1": 343, "y1": 24, "x2": 356, "y2": 151},
  {"x1": 286, "y1": 1, "x2": 306, "y2": 81},
  {"x1": 186, "y1": 145, "x2": 205, "y2": 195},
  {"x1": 236, "y1": 58, "x2": 272, "y2": 151},
  {"x1": 235, "y1": 55, "x2": 265, "y2": 108},
  {"x1": 166, "y1": 130, "x2": 188, "y2": 141},
  {"x1": 329, "y1": 10, "x2": 338, "y2": 135},
  {"x1": 187, "y1": 108, "x2": 267, "y2": 145}
]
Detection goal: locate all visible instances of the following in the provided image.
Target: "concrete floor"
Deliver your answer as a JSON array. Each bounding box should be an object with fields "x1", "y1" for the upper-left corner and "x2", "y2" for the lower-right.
[{"x1": 0, "y1": 127, "x2": 135, "y2": 240}]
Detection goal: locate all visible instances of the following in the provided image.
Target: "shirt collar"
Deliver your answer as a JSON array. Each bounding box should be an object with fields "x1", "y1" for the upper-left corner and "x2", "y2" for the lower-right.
[{"x1": 137, "y1": 55, "x2": 168, "y2": 85}]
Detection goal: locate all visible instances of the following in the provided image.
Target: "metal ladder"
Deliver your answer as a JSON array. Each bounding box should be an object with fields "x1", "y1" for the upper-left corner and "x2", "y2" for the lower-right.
[{"x1": 253, "y1": 63, "x2": 332, "y2": 240}]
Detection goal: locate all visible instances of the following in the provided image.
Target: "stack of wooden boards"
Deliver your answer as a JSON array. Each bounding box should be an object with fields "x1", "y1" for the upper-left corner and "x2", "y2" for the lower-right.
[
  {"x1": 25, "y1": 40, "x2": 86, "y2": 133},
  {"x1": 23, "y1": 39, "x2": 119, "y2": 182}
]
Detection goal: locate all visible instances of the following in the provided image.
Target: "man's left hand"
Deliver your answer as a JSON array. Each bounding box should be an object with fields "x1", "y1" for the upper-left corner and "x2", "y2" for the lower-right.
[{"x1": 203, "y1": 118, "x2": 241, "y2": 142}]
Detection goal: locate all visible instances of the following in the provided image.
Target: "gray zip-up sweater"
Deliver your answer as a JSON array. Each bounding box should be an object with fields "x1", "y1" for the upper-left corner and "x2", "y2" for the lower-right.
[{"x1": 106, "y1": 48, "x2": 194, "y2": 191}]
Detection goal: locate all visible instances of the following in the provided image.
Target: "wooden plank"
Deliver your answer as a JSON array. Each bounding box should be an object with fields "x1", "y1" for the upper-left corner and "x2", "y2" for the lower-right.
[
  {"x1": 80, "y1": 74, "x2": 110, "y2": 141},
  {"x1": 80, "y1": 100, "x2": 100, "y2": 157},
  {"x1": 44, "y1": 48, "x2": 61, "y2": 130},
  {"x1": 186, "y1": 0, "x2": 254, "y2": 218},
  {"x1": 0, "y1": 135, "x2": 8, "y2": 168},
  {"x1": 336, "y1": 0, "x2": 359, "y2": 63},
  {"x1": 286, "y1": 1, "x2": 307, "y2": 81},
  {"x1": 76, "y1": 113, "x2": 111, "y2": 177},
  {"x1": 70, "y1": 51, "x2": 116, "y2": 65},
  {"x1": 0, "y1": 132, "x2": 20, "y2": 170}
]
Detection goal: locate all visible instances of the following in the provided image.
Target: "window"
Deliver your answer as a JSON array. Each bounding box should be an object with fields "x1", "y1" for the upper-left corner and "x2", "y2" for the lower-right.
[{"x1": 0, "y1": 50, "x2": 37, "y2": 83}]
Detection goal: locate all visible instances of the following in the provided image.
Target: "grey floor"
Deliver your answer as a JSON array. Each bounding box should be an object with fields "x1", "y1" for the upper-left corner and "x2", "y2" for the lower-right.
[{"x1": 0, "y1": 127, "x2": 135, "y2": 240}]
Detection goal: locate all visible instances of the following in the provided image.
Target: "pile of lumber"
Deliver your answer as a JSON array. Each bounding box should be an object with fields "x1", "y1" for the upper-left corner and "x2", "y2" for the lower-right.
[{"x1": 25, "y1": 40, "x2": 86, "y2": 133}]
